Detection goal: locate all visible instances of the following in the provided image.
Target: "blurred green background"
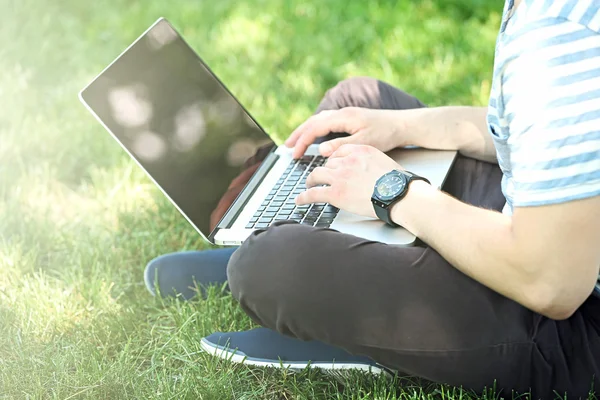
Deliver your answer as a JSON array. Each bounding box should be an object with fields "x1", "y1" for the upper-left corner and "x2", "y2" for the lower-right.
[{"x1": 0, "y1": 0, "x2": 503, "y2": 398}]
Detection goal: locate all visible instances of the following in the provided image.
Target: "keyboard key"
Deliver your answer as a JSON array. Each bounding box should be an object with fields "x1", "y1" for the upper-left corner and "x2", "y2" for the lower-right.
[
  {"x1": 274, "y1": 215, "x2": 289, "y2": 221},
  {"x1": 266, "y1": 206, "x2": 280, "y2": 213},
  {"x1": 318, "y1": 215, "x2": 335, "y2": 223},
  {"x1": 324, "y1": 205, "x2": 338, "y2": 213},
  {"x1": 255, "y1": 222, "x2": 269, "y2": 229},
  {"x1": 278, "y1": 209, "x2": 292, "y2": 216},
  {"x1": 315, "y1": 221, "x2": 331, "y2": 227},
  {"x1": 311, "y1": 205, "x2": 324, "y2": 211},
  {"x1": 301, "y1": 219, "x2": 316, "y2": 225},
  {"x1": 261, "y1": 200, "x2": 270, "y2": 207},
  {"x1": 263, "y1": 211, "x2": 277, "y2": 217},
  {"x1": 249, "y1": 217, "x2": 258, "y2": 223},
  {"x1": 290, "y1": 216, "x2": 303, "y2": 222},
  {"x1": 257, "y1": 206, "x2": 266, "y2": 212},
  {"x1": 265, "y1": 195, "x2": 273, "y2": 201},
  {"x1": 282, "y1": 204, "x2": 295, "y2": 210},
  {"x1": 259, "y1": 217, "x2": 273, "y2": 223},
  {"x1": 320, "y1": 212, "x2": 337, "y2": 219},
  {"x1": 271, "y1": 200, "x2": 284, "y2": 206},
  {"x1": 253, "y1": 211, "x2": 262, "y2": 218},
  {"x1": 246, "y1": 223, "x2": 255, "y2": 229}
]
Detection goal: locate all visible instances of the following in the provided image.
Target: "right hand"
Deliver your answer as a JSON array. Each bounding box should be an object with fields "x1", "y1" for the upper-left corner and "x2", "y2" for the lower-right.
[{"x1": 285, "y1": 107, "x2": 410, "y2": 159}]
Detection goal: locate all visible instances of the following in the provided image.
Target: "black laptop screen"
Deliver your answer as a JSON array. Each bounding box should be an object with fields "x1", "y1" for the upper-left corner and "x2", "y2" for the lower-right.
[{"x1": 81, "y1": 19, "x2": 275, "y2": 237}]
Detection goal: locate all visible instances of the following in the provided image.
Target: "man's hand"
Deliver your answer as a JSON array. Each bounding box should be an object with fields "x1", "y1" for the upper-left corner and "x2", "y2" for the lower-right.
[
  {"x1": 296, "y1": 144, "x2": 400, "y2": 218},
  {"x1": 285, "y1": 108, "x2": 408, "y2": 159},
  {"x1": 285, "y1": 106, "x2": 497, "y2": 163}
]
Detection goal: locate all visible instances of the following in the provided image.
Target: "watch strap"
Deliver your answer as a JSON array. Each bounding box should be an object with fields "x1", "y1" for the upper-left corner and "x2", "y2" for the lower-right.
[
  {"x1": 374, "y1": 202, "x2": 398, "y2": 226},
  {"x1": 402, "y1": 170, "x2": 431, "y2": 185}
]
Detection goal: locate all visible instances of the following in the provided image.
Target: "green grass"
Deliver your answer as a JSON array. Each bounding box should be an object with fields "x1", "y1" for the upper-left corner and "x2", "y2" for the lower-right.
[{"x1": 0, "y1": 0, "x2": 534, "y2": 398}]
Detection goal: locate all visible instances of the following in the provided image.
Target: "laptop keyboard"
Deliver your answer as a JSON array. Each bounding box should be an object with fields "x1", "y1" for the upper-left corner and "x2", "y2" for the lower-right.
[{"x1": 246, "y1": 155, "x2": 340, "y2": 229}]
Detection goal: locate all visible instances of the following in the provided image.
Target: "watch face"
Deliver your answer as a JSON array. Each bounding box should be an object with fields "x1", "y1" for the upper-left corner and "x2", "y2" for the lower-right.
[{"x1": 375, "y1": 173, "x2": 406, "y2": 201}]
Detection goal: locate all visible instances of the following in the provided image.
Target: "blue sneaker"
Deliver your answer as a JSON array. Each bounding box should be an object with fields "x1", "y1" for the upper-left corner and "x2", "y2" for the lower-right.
[{"x1": 200, "y1": 328, "x2": 392, "y2": 375}]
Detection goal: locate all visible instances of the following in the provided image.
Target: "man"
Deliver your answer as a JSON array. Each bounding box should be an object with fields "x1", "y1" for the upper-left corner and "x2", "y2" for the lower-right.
[{"x1": 145, "y1": 0, "x2": 600, "y2": 397}]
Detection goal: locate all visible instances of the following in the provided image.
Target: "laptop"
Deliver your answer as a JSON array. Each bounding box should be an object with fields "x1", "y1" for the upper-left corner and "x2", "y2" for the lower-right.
[{"x1": 79, "y1": 18, "x2": 456, "y2": 247}]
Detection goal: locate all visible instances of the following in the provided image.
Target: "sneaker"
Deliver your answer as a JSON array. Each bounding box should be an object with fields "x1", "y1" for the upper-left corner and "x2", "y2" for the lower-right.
[{"x1": 200, "y1": 328, "x2": 392, "y2": 375}]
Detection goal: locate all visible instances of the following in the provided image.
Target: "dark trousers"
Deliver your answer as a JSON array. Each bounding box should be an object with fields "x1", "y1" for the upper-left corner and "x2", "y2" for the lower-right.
[{"x1": 227, "y1": 77, "x2": 600, "y2": 399}]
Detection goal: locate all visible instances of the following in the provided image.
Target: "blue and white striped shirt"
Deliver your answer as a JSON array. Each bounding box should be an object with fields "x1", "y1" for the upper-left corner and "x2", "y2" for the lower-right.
[{"x1": 487, "y1": 0, "x2": 600, "y2": 295}]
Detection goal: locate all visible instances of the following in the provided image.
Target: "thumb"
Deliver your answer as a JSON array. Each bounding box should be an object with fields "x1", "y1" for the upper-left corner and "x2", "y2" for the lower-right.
[{"x1": 318, "y1": 136, "x2": 357, "y2": 157}]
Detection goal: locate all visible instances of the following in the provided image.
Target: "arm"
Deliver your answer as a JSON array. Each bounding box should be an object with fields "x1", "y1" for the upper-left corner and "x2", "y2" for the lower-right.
[
  {"x1": 391, "y1": 181, "x2": 600, "y2": 320},
  {"x1": 401, "y1": 106, "x2": 497, "y2": 163},
  {"x1": 285, "y1": 105, "x2": 497, "y2": 163},
  {"x1": 396, "y1": 18, "x2": 600, "y2": 318}
]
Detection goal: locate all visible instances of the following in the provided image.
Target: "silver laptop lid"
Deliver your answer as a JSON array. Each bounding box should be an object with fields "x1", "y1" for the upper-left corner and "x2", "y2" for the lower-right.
[{"x1": 79, "y1": 18, "x2": 275, "y2": 241}]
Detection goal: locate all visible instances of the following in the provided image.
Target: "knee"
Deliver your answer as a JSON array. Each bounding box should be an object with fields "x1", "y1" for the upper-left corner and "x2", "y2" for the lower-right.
[
  {"x1": 323, "y1": 76, "x2": 378, "y2": 102},
  {"x1": 226, "y1": 221, "x2": 320, "y2": 303},
  {"x1": 332, "y1": 76, "x2": 378, "y2": 92}
]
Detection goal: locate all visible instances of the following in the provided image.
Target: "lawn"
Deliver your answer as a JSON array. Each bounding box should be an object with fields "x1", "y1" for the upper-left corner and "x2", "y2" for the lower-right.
[{"x1": 0, "y1": 0, "x2": 517, "y2": 398}]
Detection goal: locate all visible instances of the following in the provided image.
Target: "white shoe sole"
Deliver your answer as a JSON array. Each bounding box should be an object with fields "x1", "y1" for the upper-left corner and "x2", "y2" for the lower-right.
[{"x1": 200, "y1": 338, "x2": 391, "y2": 376}]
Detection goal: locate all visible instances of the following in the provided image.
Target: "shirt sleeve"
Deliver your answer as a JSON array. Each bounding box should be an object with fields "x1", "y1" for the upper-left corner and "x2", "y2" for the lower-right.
[{"x1": 499, "y1": 17, "x2": 600, "y2": 207}]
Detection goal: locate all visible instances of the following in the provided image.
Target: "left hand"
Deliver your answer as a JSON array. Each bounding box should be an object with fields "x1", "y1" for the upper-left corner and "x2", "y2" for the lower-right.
[{"x1": 296, "y1": 144, "x2": 401, "y2": 218}]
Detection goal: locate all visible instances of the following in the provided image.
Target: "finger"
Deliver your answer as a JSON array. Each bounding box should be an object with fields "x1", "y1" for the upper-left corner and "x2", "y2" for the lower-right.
[
  {"x1": 318, "y1": 136, "x2": 358, "y2": 157},
  {"x1": 285, "y1": 110, "x2": 334, "y2": 147},
  {"x1": 328, "y1": 143, "x2": 366, "y2": 159},
  {"x1": 284, "y1": 116, "x2": 315, "y2": 147},
  {"x1": 305, "y1": 167, "x2": 335, "y2": 188},
  {"x1": 292, "y1": 112, "x2": 350, "y2": 159},
  {"x1": 295, "y1": 186, "x2": 333, "y2": 205},
  {"x1": 323, "y1": 157, "x2": 343, "y2": 169}
]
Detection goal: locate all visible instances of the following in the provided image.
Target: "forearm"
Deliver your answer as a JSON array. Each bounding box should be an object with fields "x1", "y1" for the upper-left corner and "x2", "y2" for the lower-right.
[
  {"x1": 390, "y1": 181, "x2": 588, "y2": 319},
  {"x1": 400, "y1": 106, "x2": 497, "y2": 163}
]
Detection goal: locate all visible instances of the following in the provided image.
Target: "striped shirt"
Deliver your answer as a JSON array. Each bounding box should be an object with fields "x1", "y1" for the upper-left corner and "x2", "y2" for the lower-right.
[{"x1": 486, "y1": 0, "x2": 600, "y2": 295}]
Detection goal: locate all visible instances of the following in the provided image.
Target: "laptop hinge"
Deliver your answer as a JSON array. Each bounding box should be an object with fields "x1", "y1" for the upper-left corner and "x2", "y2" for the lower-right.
[{"x1": 208, "y1": 151, "x2": 279, "y2": 241}]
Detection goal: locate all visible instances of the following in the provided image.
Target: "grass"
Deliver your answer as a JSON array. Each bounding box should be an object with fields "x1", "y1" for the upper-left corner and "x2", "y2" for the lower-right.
[{"x1": 0, "y1": 0, "x2": 543, "y2": 398}]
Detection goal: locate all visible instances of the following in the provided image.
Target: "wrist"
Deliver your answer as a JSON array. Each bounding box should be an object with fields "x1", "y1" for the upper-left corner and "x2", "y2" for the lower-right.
[
  {"x1": 391, "y1": 108, "x2": 425, "y2": 147},
  {"x1": 389, "y1": 180, "x2": 436, "y2": 234}
]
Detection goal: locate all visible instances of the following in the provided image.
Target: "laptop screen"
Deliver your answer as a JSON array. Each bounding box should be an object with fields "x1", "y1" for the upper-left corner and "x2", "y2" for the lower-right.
[{"x1": 81, "y1": 19, "x2": 275, "y2": 237}]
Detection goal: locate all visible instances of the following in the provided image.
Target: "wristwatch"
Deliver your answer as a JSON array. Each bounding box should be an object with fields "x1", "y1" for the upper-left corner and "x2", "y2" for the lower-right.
[{"x1": 371, "y1": 170, "x2": 430, "y2": 227}]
